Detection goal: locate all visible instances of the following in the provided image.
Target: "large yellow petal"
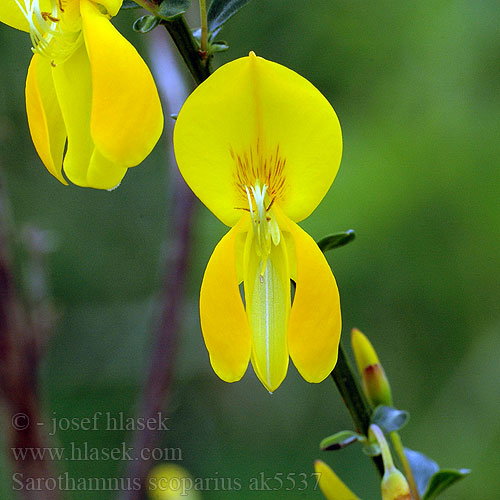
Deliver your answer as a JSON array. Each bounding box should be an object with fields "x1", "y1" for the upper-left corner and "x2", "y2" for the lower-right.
[
  {"x1": 25, "y1": 54, "x2": 67, "y2": 184},
  {"x1": 244, "y1": 226, "x2": 290, "y2": 392},
  {"x1": 51, "y1": 42, "x2": 94, "y2": 187},
  {"x1": 314, "y1": 460, "x2": 361, "y2": 500},
  {"x1": 278, "y1": 209, "x2": 341, "y2": 383},
  {"x1": 173, "y1": 53, "x2": 342, "y2": 227},
  {"x1": 0, "y1": 1, "x2": 30, "y2": 31},
  {"x1": 80, "y1": 0, "x2": 163, "y2": 167},
  {"x1": 200, "y1": 216, "x2": 252, "y2": 382}
]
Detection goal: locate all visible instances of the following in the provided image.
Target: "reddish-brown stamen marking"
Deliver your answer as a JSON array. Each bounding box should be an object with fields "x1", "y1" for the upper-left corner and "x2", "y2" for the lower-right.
[{"x1": 42, "y1": 12, "x2": 60, "y2": 22}]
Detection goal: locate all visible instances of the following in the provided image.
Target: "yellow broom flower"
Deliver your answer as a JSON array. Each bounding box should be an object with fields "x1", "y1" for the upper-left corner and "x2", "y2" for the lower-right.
[
  {"x1": 174, "y1": 53, "x2": 342, "y2": 392},
  {"x1": 0, "y1": 0, "x2": 163, "y2": 189}
]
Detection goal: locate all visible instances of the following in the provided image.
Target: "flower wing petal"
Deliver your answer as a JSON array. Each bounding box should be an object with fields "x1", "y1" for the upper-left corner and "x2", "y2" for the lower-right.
[
  {"x1": 173, "y1": 53, "x2": 342, "y2": 226},
  {"x1": 25, "y1": 54, "x2": 67, "y2": 184},
  {"x1": 200, "y1": 217, "x2": 251, "y2": 382},
  {"x1": 81, "y1": 0, "x2": 163, "y2": 167},
  {"x1": 51, "y1": 43, "x2": 94, "y2": 187},
  {"x1": 314, "y1": 460, "x2": 361, "y2": 500},
  {"x1": 281, "y1": 214, "x2": 341, "y2": 382}
]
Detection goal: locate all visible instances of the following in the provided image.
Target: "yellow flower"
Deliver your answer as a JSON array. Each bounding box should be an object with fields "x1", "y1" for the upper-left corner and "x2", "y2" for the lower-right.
[
  {"x1": 174, "y1": 53, "x2": 342, "y2": 392},
  {"x1": 315, "y1": 460, "x2": 361, "y2": 500},
  {"x1": 0, "y1": 0, "x2": 163, "y2": 189}
]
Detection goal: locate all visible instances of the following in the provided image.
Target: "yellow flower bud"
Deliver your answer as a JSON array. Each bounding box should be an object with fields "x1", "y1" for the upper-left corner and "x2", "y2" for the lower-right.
[
  {"x1": 381, "y1": 468, "x2": 411, "y2": 500},
  {"x1": 351, "y1": 328, "x2": 392, "y2": 407},
  {"x1": 369, "y1": 425, "x2": 411, "y2": 500}
]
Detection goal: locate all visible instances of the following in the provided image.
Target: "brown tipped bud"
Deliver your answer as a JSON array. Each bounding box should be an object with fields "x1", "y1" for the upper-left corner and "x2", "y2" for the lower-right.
[
  {"x1": 381, "y1": 468, "x2": 411, "y2": 500},
  {"x1": 351, "y1": 328, "x2": 392, "y2": 407}
]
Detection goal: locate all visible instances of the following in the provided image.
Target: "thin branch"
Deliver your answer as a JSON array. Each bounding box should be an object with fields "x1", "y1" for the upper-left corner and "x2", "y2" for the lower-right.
[{"x1": 331, "y1": 343, "x2": 384, "y2": 476}]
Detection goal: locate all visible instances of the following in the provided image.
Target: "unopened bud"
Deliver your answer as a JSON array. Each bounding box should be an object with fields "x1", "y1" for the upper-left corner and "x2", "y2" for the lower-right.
[
  {"x1": 351, "y1": 328, "x2": 392, "y2": 407},
  {"x1": 381, "y1": 468, "x2": 411, "y2": 500},
  {"x1": 369, "y1": 425, "x2": 411, "y2": 500}
]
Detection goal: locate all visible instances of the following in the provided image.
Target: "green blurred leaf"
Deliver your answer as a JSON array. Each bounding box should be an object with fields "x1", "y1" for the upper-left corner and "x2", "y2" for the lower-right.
[
  {"x1": 317, "y1": 230, "x2": 355, "y2": 253},
  {"x1": 405, "y1": 448, "x2": 439, "y2": 497},
  {"x1": 319, "y1": 430, "x2": 364, "y2": 451},
  {"x1": 158, "y1": 0, "x2": 191, "y2": 20},
  {"x1": 121, "y1": 0, "x2": 140, "y2": 8},
  {"x1": 133, "y1": 15, "x2": 160, "y2": 33},
  {"x1": 371, "y1": 405, "x2": 409, "y2": 433},
  {"x1": 207, "y1": 0, "x2": 253, "y2": 33},
  {"x1": 210, "y1": 41, "x2": 230, "y2": 53},
  {"x1": 423, "y1": 469, "x2": 470, "y2": 500}
]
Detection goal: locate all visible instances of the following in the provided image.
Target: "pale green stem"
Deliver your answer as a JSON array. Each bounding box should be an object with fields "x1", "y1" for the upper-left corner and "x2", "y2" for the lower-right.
[
  {"x1": 371, "y1": 424, "x2": 395, "y2": 472},
  {"x1": 390, "y1": 431, "x2": 420, "y2": 500},
  {"x1": 199, "y1": 0, "x2": 208, "y2": 55}
]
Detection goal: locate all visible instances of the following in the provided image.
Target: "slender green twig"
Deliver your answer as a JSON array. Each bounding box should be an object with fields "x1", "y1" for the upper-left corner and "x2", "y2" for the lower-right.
[
  {"x1": 390, "y1": 431, "x2": 420, "y2": 500},
  {"x1": 132, "y1": 0, "x2": 211, "y2": 83},
  {"x1": 331, "y1": 343, "x2": 384, "y2": 475},
  {"x1": 199, "y1": 0, "x2": 209, "y2": 57}
]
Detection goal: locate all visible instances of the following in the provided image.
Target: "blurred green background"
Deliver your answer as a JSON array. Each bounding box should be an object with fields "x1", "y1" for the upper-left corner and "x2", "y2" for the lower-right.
[{"x1": 1, "y1": 0, "x2": 499, "y2": 498}]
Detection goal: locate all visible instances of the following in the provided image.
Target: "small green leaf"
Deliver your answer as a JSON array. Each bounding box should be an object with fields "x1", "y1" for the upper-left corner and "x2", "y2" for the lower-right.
[
  {"x1": 157, "y1": 0, "x2": 191, "y2": 20},
  {"x1": 317, "y1": 230, "x2": 355, "y2": 253},
  {"x1": 121, "y1": 0, "x2": 140, "y2": 9},
  {"x1": 210, "y1": 41, "x2": 230, "y2": 53},
  {"x1": 422, "y1": 469, "x2": 470, "y2": 500},
  {"x1": 319, "y1": 430, "x2": 364, "y2": 451},
  {"x1": 207, "y1": 0, "x2": 253, "y2": 34},
  {"x1": 133, "y1": 15, "x2": 160, "y2": 33},
  {"x1": 371, "y1": 405, "x2": 409, "y2": 433},
  {"x1": 404, "y1": 448, "x2": 439, "y2": 497}
]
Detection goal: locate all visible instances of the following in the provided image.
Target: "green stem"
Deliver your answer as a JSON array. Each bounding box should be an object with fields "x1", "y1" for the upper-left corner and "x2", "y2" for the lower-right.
[
  {"x1": 331, "y1": 343, "x2": 384, "y2": 475},
  {"x1": 390, "y1": 431, "x2": 420, "y2": 500},
  {"x1": 132, "y1": 0, "x2": 211, "y2": 84},
  {"x1": 199, "y1": 0, "x2": 209, "y2": 56},
  {"x1": 162, "y1": 16, "x2": 211, "y2": 84}
]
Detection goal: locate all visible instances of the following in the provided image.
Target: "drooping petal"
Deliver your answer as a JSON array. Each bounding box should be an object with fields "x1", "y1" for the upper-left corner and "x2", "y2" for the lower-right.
[
  {"x1": 0, "y1": 1, "x2": 30, "y2": 32},
  {"x1": 25, "y1": 54, "x2": 67, "y2": 184},
  {"x1": 200, "y1": 216, "x2": 252, "y2": 382},
  {"x1": 244, "y1": 226, "x2": 290, "y2": 392},
  {"x1": 173, "y1": 53, "x2": 342, "y2": 227},
  {"x1": 51, "y1": 42, "x2": 94, "y2": 187},
  {"x1": 278, "y1": 209, "x2": 341, "y2": 382},
  {"x1": 314, "y1": 460, "x2": 361, "y2": 500},
  {"x1": 80, "y1": 0, "x2": 163, "y2": 167}
]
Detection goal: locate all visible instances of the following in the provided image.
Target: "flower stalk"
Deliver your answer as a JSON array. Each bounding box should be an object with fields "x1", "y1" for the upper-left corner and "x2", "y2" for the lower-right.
[
  {"x1": 199, "y1": 0, "x2": 209, "y2": 57},
  {"x1": 390, "y1": 431, "x2": 420, "y2": 500}
]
